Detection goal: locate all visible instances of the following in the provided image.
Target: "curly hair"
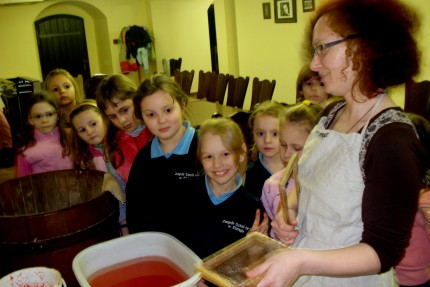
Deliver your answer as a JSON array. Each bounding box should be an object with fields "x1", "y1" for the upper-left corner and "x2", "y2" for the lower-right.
[
  {"x1": 306, "y1": 0, "x2": 420, "y2": 99},
  {"x1": 96, "y1": 74, "x2": 137, "y2": 169}
]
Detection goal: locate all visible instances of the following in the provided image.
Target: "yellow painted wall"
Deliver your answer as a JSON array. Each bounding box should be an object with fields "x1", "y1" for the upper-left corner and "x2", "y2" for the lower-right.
[
  {"x1": 229, "y1": 0, "x2": 430, "y2": 109},
  {"x1": 0, "y1": 0, "x2": 153, "y2": 83},
  {"x1": 0, "y1": 0, "x2": 429, "y2": 109},
  {"x1": 149, "y1": 0, "x2": 213, "y2": 78}
]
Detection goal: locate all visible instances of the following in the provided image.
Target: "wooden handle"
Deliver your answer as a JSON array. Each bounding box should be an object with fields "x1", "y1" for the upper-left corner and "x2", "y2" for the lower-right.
[{"x1": 278, "y1": 153, "x2": 298, "y2": 224}]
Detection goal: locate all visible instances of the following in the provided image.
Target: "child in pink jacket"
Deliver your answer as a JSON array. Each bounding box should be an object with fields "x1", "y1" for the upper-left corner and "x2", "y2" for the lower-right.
[
  {"x1": 261, "y1": 101, "x2": 322, "y2": 242},
  {"x1": 15, "y1": 92, "x2": 73, "y2": 177},
  {"x1": 395, "y1": 113, "x2": 430, "y2": 287}
]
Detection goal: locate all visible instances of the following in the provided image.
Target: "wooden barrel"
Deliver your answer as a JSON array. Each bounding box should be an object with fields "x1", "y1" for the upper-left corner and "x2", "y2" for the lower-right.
[{"x1": 0, "y1": 169, "x2": 119, "y2": 287}]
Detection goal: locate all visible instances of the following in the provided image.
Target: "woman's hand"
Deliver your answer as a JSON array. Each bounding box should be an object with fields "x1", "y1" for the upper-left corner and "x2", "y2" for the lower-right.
[
  {"x1": 271, "y1": 208, "x2": 299, "y2": 245},
  {"x1": 246, "y1": 248, "x2": 303, "y2": 287},
  {"x1": 248, "y1": 209, "x2": 269, "y2": 235}
]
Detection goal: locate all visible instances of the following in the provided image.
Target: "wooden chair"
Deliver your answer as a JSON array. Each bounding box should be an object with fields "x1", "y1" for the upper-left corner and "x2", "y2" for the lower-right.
[
  {"x1": 74, "y1": 74, "x2": 85, "y2": 101},
  {"x1": 226, "y1": 75, "x2": 249, "y2": 109},
  {"x1": 207, "y1": 72, "x2": 229, "y2": 104},
  {"x1": 404, "y1": 79, "x2": 430, "y2": 122},
  {"x1": 169, "y1": 58, "x2": 182, "y2": 76},
  {"x1": 174, "y1": 69, "x2": 195, "y2": 95},
  {"x1": 197, "y1": 70, "x2": 213, "y2": 99},
  {"x1": 250, "y1": 77, "x2": 276, "y2": 109}
]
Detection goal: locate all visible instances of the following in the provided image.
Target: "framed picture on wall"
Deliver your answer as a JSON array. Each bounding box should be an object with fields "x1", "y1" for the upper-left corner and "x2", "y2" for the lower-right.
[
  {"x1": 263, "y1": 2, "x2": 271, "y2": 19},
  {"x1": 302, "y1": 0, "x2": 315, "y2": 12},
  {"x1": 274, "y1": 0, "x2": 297, "y2": 23}
]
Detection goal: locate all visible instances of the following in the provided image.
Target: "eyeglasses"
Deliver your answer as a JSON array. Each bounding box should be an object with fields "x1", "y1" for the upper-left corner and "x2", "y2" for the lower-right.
[
  {"x1": 30, "y1": 111, "x2": 57, "y2": 120},
  {"x1": 313, "y1": 34, "x2": 360, "y2": 57}
]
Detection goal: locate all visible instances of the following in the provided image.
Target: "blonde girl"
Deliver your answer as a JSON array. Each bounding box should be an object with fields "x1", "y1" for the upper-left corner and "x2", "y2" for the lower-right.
[
  {"x1": 69, "y1": 100, "x2": 107, "y2": 172},
  {"x1": 43, "y1": 68, "x2": 83, "y2": 125},
  {"x1": 15, "y1": 92, "x2": 73, "y2": 177},
  {"x1": 261, "y1": 100, "x2": 322, "y2": 242},
  {"x1": 188, "y1": 117, "x2": 268, "y2": 259},
  {"x1": 246, "y1": 100, "x2": 284, "y2": 198}
]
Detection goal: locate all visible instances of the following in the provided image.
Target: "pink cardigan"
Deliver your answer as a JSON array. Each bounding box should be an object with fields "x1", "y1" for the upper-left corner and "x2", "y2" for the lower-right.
[
  {"x1": 16, "y1": 127, "x2": 73, "y2": 177},
  {"x1": 261, "y1": 167, "x2": 295, "y2": 239},
  {"x1": 395, "y1": 191, "x2": 430, "y2": 286}
]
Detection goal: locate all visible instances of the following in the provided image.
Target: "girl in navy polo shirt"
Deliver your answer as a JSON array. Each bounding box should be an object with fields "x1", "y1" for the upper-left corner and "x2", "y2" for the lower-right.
[{"x1": 126, "y1": 74, "x2": 199, "y2": 246}]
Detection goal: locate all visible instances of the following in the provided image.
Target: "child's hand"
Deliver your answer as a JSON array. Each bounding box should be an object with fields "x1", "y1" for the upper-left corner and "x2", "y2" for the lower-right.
[
  {"x1": 271, "y1": 208, "x2": 299, "y2": 246},
  {"x1": 197, "y1": 278, "x2": 209, "y2": 287},
  {"x1": 247, "y1": 209, "x2": 269, "y2": 235}
]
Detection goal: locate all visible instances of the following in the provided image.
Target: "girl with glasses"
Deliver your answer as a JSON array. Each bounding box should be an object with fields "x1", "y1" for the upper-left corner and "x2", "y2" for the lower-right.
[{"x1": 15, "y1": 92, "x2": 73, "y2": 177}]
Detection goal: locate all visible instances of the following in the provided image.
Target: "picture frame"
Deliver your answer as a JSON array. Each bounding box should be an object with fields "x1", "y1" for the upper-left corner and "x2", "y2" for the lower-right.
[
  {"x1": 274, "y1": 0, "x2": 297, "y2": 23},
  {"x1": 302, "y1": 0, "x2": 315, "y2": 12},
  {"x1": 262, "y1": 2, "x2": 271, "y2": 19}
]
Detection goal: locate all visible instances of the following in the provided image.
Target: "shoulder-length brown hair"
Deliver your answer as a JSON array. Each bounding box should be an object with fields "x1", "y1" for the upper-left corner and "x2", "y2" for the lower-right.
[{"x1": 96, "y1": 74, "x2": 138, "y2": 169}]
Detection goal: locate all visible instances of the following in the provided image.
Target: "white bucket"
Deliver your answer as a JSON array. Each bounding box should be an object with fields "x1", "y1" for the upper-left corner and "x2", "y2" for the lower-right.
[
  {"x1": 72, "y1": 232, "x2": 202, "y2": 287},
  {"x1": 0, "y1": 266, "x2": 66, "y2": 287}
]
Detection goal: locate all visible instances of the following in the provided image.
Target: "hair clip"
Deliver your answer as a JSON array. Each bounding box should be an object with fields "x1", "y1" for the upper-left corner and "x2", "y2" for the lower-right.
[
  {"x1": 302, "y1": 100, "x2": 311, "y2": 107},
  {"x1": 71, "y1": 99, "x2": 99, "y2": 113}
]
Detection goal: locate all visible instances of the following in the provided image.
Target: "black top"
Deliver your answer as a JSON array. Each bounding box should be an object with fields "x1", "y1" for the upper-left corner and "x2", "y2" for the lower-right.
[
  {"x1": 126, "y1": 132, "x2": 200, "y2": 246},
  {"x1": 245, "y1": 158, "x2": 271, "y2": 199},
  {"x1": 325, "y1": 103, "x2": 426, "y2": 272},
  {"x1": 187, "y1": 176, "x2": 264, "y2": 258}
]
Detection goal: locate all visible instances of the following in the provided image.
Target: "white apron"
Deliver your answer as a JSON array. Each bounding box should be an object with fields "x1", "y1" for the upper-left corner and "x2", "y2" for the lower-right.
[{"x1": 292, "y1": 95, "x2": 397, "y2": 286}]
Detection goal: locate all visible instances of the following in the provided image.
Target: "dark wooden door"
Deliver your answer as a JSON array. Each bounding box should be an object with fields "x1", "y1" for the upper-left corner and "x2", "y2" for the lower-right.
[{"x1": 35, "y1": 15, "x2": 90, "y2": 81}]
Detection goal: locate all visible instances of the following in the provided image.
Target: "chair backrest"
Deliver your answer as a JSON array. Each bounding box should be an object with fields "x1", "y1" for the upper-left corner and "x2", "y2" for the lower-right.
[
  {"x1": 169, "y1": 58, "x2": 182, "y2": 76},
  {"x1": 226, "y1": 75, "x2": 249, "y2": 109},
  {"x1": 197, "y1": 70, "x2": 213, "y2": 99},
  {"x1": 162, "y1": 58, "x2": 170, "y2": 76},
  {"x1": 207, "y1": 73, "x2": 229, "y2": 104},
  {"x1": 74, "y1": 74, "x2": 85, "y2": 101},
  {"x1": 405, "y1": 79, "x2": 430, "y2": 122},
  {"x1": 251, "y1": 77, "x2": 276, "y2": 109},
  {"x1": 174, "y1": 69, "x2": 195, "y2": 95}
]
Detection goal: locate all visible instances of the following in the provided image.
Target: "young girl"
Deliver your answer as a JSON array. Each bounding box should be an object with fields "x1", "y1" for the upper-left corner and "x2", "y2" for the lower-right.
[
  {"x1": 15, "y1": 92, "x2": 73, "y2": 177},
  {"x1": 69, "y1": 99, "x2": 107, "y2": 172},
  {"x1": 296, "y1": 63, "x2": 334, "y2": 107},
  {"x1": 189, "y1": 117, "x2": 268, "y2": 258},
  {"x1": 43, "y1": 68, "x2": 83, "y2": 125},
  {"x1": 245, "y1": 100, "x2": 284, "y2": 198},
  {"x1": 261, "y1": 100, "x2": 322, "y2": 242},
  {"x1": 97, "y1": 74, "x2": 152, "y2": 235},
  {"x1": 395, "y1": 113, "x2": 430, "y2": 287},
  {"x1": 126, "y1": 74, "x2": 199, "y2": 246}
]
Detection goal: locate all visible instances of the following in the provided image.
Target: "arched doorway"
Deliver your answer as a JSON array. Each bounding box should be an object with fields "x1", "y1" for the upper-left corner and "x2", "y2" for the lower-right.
[{"x1": 35, "y1": 14, "x2": 90, "y2": 81}]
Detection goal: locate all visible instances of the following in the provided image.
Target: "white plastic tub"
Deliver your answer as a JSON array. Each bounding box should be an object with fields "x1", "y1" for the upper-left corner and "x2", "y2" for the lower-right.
[{"x1": 72, "y1": 232, "x2": 202, "y2": 287}]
